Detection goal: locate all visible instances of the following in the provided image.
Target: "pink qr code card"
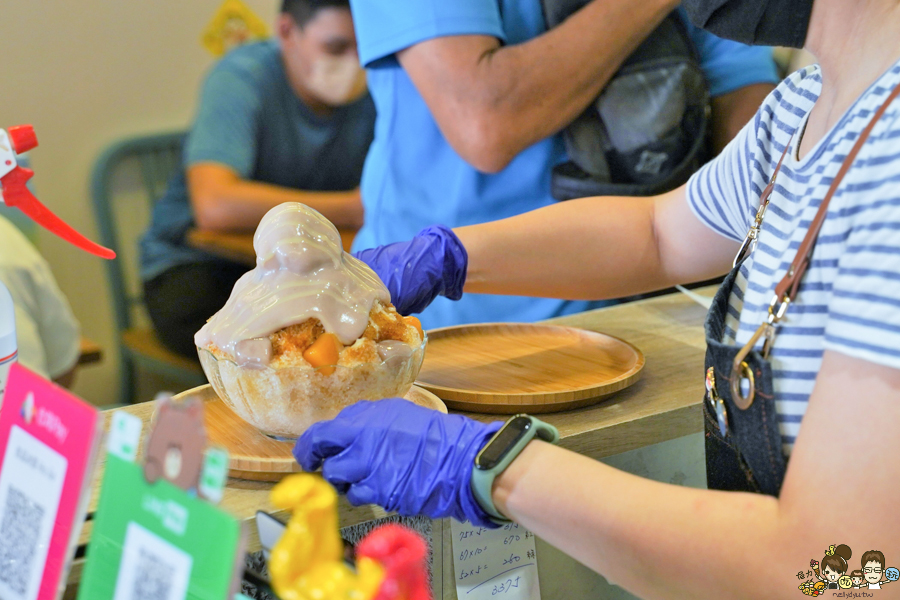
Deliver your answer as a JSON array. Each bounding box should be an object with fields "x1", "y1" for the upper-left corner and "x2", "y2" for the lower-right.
[{"x1": 0, "y1": 364, "x2": 103, "y2": 600}]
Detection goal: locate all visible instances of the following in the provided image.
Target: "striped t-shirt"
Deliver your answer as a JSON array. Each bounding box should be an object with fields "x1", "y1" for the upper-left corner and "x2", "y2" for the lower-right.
[{"x1": 687, "y1": 60, "x2": 900, "y2": 455}]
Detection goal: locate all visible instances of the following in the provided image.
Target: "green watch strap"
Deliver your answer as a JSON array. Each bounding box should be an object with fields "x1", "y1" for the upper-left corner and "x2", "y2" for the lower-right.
[{"x1": 470, "y1": 415, "x2": 559, "y2": 524}]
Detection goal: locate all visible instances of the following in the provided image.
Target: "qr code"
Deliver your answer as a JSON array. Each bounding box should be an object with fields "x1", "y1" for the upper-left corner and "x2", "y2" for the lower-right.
[
  {"x1": 0, "y1": 486, "x2": 45, "y2": 596},
  {"x1": 130, "y1": 547, "x2": 175, "y2": 600},
  {"x1": 114, "y1": 522, "x2": 192, "y2": 600}
]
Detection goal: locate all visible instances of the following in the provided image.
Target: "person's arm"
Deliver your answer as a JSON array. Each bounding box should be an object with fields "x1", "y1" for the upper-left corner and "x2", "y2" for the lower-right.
[
  {"x1": 688, "y1": 25, "x2": 779, "y2": 154},
  {"x1": 395, "y1": 0, "x2": 678, "y2": 173},
  {"x1": 493, "y1": 350, "x2": 900, "y2": 600},
  {"x1": 0, "y1": 224, "x2": 81, "y2": 385},
  {"x1": 355, "y1": 99, "x2": 759, "y2": 314},
  {"x1": 53, "y1": 367, "x2": 76, "y2": 389},
  {"x1": 710, "y1": 83, "x2": 775, "y2": 154},
  {"x1": 457, "y1": 183, "x2": 738, "y2": 300},
  {"x1": 188, "y1": 163, "x2": 363, "y2": 232}
]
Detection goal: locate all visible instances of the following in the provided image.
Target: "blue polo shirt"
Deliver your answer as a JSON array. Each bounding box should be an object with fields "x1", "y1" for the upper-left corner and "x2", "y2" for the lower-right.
[
  {"x1": 349, "y1": 1, "x2": 779, "y2": 329},
  {"x1": 140, "y1": 40, "x2": 376, "y2": 281}
]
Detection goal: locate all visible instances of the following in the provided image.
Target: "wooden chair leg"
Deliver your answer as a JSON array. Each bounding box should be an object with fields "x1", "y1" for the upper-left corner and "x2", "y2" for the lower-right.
[{"x1": 120, "y1": 352, "x2": 137, "y2": 405}]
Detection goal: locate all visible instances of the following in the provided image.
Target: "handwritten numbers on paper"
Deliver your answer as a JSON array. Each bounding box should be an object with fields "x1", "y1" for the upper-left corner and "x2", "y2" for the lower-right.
[
  {"x1": 460, "y1": 546, "x2": 488, "y2": 561},
  {"x1": 503, "y1": 554, "x2": 521, "y2": 566},
  {"x1": 492, "y1": 576, "x2": 521, "y2": 596},
  {"x1": 451, "y1": 520, "x2": 541, "y2": 600},
  {"x1": 459, "y1": 564, "x2": 490, "y2": 581},
  {"x1": 459, "y1": 527, "x2": 488, "y2": 541}
]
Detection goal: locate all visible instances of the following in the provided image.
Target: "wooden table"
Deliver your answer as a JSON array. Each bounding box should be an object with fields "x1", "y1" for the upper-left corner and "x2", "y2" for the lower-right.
[
  {"x1": 187, "y1": 227, "x2": 358, "y2": 267},
  {"x1": 68, "y1": 288, "x2": 711, "y2": 590}
]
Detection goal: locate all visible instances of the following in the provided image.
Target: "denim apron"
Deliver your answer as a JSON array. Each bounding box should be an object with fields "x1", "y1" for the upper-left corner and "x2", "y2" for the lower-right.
[
  {"x1": 703, "y1": 259, "x2": 786, "y2": 496},
  {"x1": 700, "y1": 82, "x2": 900, "y2": 497}
]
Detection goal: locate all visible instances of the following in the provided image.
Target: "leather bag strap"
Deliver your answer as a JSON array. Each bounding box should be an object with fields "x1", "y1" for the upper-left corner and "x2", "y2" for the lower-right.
[{"x1": 773, "y1": 83, "x2": 900, "y2": 304}]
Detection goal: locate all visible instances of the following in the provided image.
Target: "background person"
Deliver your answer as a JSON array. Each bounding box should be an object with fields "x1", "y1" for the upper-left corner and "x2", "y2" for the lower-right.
[
  {"x1": 140, "y1": 0, "x2": 374, "y2": 358},
  {"x1": 0, "y1": 215, "x2": 80, "y2": 387},
  {"x1": 348, "y1": 0, "x2": 779, "y2": 329},
  {"x1": 299, "y1": 0, "x2": 900, "y2": 596}
]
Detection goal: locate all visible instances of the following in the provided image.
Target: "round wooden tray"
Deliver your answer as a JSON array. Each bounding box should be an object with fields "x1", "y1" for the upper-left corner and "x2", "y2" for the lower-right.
[
  {"x1": 415, "y1": 323, "x2": 644, "y2": 414},
  {"x1": 172, "y1": 384, "x2": 446, "y2": 481}
]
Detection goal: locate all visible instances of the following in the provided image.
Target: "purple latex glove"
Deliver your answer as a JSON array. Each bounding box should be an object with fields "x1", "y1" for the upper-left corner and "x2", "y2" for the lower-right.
[
  {"x1": 294, "y1": 399, "x2": 503, "y2": 527},
  {"x1": 354, "y1": 225, "x2": 467, "y2": 316}
]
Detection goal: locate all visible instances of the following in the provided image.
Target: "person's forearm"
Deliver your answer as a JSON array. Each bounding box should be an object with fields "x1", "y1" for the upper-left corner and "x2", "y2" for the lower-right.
[
  {"x1": 710, "y1": 83, "x2": 776, "y2": 154},
  {"x1": 457, "y1": 195, "x2": 665, "y2": 299},
  {"x1": 52, "y1": 366, "x2": 76, "y2": 389},
  {"x1": 483, "y1": 0, "x2": 676, "y2": 152},
  {"x1": 192, "y1": 179, "x2": 363, "y2": 232},
  {"x1": 401, "y1": 0, "x2": 677, "y2": 171},
  {"x1": 456, "y1": 189, "x2": 732, "y2": 300},
  {"x1": 492, "y1": 442, "x2": 805, "y2": 600}
]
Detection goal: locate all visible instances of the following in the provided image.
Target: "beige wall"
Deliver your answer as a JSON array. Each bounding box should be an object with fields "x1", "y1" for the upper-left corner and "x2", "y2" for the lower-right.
[{"x1": 0, "y1": 0, "x2": 279, "y2": 406}]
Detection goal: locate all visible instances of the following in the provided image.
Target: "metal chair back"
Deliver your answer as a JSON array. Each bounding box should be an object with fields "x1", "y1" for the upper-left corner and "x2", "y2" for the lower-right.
[{"x1": 90, "y1": 131, "x2": 204, "y2": 403}]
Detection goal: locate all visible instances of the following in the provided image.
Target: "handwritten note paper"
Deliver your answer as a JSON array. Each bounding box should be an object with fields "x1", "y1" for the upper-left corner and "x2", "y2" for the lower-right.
[{"x1": 451, "y1": 520, "x2": 541, "y2": 600}]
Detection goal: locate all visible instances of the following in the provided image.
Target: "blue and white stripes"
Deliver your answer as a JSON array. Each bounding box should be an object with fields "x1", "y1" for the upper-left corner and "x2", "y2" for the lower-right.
[{"x1": 687, "y1": 61, "x2": 900, "y2": 455}]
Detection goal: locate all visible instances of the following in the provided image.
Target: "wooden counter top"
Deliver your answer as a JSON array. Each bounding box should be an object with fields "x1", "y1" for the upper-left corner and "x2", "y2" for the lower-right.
[
  {"x1": 529, "y1": 288, "x2": 709, "y2": 458},
  {"x1": 69, "y1": 288, "x2": 711, "y2": 587}
]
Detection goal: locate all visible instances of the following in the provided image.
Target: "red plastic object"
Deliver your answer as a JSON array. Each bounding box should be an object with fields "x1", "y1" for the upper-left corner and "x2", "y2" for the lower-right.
[
  {"x1": 7, "y1": 125, "x2": 38, "y2": 154},
  {"x1": 1, "y1": 166, "x2": 116, "y2": 259},
  {"x1": 357, "y1": 525, "x2": 431, "y2": 600}
]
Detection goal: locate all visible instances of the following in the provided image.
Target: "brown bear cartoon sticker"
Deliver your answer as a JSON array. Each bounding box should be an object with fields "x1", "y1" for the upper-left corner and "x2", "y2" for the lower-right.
[{"x1": 143, "y1": 395, "x2": 208, "y2": 496}]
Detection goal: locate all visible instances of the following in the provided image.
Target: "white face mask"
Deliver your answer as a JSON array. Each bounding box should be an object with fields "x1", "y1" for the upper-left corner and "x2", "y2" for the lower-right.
[{"x1": 306, "y1": 54, "x2": 367, "y2": 106}]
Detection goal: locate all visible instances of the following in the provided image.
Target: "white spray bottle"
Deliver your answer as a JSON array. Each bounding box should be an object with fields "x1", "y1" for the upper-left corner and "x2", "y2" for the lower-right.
[
  {"x1": 0, "y1": 282, "x2": 15, "y2": 400},
  {"x1": 0, "y1": 124, "x2": 116, "y2": 405}
]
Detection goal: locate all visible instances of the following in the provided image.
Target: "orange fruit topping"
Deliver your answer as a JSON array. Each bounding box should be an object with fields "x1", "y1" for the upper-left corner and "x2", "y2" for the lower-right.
[
  {"x1": 302, "y1": 333, "x2": 343, "y2": 375},
  {"x1": 403, "y1": 315, "x2": 424, "y2": 340}
]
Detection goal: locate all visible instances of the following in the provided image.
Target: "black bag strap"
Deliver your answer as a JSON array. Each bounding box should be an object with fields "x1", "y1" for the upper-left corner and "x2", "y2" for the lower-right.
[{"x1": 541, "y1": 7, "x2": 711, "y2": 200}]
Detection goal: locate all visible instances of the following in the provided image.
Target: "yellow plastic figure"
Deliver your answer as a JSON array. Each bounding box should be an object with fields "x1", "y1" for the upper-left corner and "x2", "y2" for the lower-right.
[
  {"x1": 201, "y1": 0, "x2": 269, "y2": 57},
  {"x1": 269, "y1": 474, "x2": 385, "y2": 600}
]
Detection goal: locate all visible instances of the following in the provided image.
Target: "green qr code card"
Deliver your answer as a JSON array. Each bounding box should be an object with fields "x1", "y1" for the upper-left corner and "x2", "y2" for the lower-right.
[{"x1": 78, "y1": 455, "x2": 245, "y2": 600}]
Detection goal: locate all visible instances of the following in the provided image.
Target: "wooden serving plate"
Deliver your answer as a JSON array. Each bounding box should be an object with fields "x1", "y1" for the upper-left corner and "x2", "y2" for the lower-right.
[
  {"x1": 172, "y1": 384, "x2": 446, "y2": 481},
  {"x1": 416, "y1": 323, "x2": 644, "y2": 414}
]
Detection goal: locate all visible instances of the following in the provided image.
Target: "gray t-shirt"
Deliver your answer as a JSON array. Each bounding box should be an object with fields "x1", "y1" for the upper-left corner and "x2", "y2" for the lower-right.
[{"x1": 140, "y1": 40, "x2": 375, "y2": 280}]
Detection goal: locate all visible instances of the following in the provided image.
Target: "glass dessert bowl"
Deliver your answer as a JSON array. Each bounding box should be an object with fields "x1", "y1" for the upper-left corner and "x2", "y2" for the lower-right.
[{"x1": 198, "y1": 334, "x2": 426, "y2": 439}]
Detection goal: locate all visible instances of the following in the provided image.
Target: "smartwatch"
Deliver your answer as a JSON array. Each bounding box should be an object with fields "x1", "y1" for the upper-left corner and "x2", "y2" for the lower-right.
[{"x1": 470, "y1": 414, "x2": 559, "y2": 524}]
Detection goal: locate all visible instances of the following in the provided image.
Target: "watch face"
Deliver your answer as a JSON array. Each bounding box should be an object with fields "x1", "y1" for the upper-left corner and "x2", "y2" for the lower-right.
[{"x1": 475, "y1": 416, "x2": 532, "y2": 470}]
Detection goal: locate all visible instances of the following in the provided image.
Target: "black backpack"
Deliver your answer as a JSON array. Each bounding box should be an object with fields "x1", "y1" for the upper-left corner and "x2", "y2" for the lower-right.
[{"x1": 542, "y1": 3, "x2": 711, "y2": 200}]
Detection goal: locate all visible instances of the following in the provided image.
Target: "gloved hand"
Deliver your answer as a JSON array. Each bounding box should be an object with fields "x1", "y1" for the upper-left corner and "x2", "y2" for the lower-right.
[
  {"x1": 354, "y1": 225, "x2": 467, "y2": 315},
  {"x1": 294, "y1": 399, "x2": 503, "y2": 527}
]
